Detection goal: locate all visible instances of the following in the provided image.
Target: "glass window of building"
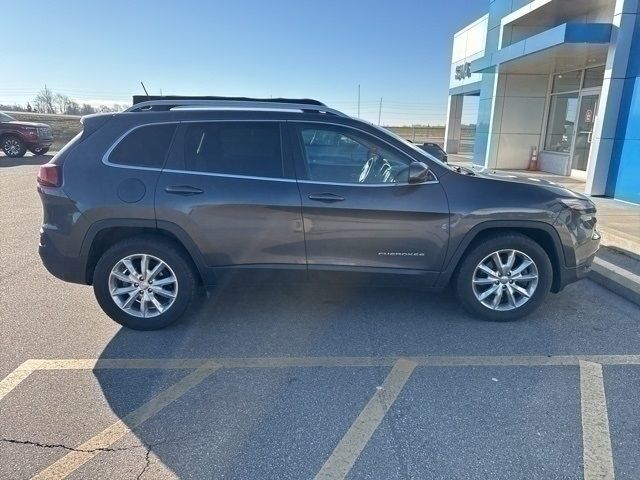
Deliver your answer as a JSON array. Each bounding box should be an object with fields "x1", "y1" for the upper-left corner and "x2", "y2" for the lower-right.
[
  {"x1": 544, "y1": 94, "x2": 578, "y2": 153},
  {"x1": 552, "y1": 70, "x2": 582, "y2": 93},
  {"x1": 583, "y1": 65, "x2": 605, "y2": 89}
]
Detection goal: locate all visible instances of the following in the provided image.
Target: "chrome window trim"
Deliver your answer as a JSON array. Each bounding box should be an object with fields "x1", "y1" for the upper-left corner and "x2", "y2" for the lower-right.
[
  {"x1": 101, "y1": 118, "x2": 439, "y2": 186},
  {"x1": 290, "y1": 119, "x2": 440, "y2": 185},
  {"x1": 101, "y1": 121, "x2": 179, "y2": 171},
  {"x1": 297, "y1": 179, "x2": 438, "y2": 187},
  {"x1": 101, "y1": 119, "x2": 291, "y2": 181},
  {"x1": 161, "y1": 168, "x2": 297, "y2": 183}
]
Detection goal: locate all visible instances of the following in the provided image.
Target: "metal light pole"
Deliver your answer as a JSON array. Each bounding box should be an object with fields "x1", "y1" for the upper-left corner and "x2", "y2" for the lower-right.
[
  {"x1": 378, "y1": 97, "x2": 382, "y2": 125},
  {"x1": 357, "y1": 84, "x2": 361, "y2": 118}
]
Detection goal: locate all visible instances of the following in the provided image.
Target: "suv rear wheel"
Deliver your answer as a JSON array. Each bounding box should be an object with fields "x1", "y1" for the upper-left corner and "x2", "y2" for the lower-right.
[
  {"x1": 93, "y1": 236, "x2": 197, "y2": 330},
  {"x1": 30, "y1": 146, "x2": 50, "y2": 155},
  {"x1": 455, "y1": 233, "x2": 552, "y2": 321},
  {"x1": 2, "y1": 136, "x2": 27, "y2": 157}
]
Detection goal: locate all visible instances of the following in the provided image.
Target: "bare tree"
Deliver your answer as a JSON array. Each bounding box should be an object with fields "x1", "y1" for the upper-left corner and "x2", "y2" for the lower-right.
[
  {"x1": 33, "y1": 85, "x2": 55, "y2": 114},
  {"x1": 66, "y1": 100, "x2": 81, "y2": 115},
  {"x1": 80, "y1": 104, "x2": 96, "y2": 115},
  {"x1": 53, "y1": 93, "x2": 72, "y2": 114}
]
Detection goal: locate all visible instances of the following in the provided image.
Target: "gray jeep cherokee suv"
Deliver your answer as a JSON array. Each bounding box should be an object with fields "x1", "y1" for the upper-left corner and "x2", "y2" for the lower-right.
[{"x1": 37, "y1": 97, "x2": 600, "y2": 330}]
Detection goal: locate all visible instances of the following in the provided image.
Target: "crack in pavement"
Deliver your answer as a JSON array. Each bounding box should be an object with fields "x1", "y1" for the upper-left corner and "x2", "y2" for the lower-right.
[
  {"x1": 1, "y1": 437, "x2": 144, "y2": 453},
  {"x1": 136, "y1": 446, "x2": 152, "y2": 480}
]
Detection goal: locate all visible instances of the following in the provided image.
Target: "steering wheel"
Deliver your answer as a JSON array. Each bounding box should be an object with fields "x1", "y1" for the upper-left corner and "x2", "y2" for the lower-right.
[{"x1": 358, "y1": 154, "x2": 377, "y2": 183}]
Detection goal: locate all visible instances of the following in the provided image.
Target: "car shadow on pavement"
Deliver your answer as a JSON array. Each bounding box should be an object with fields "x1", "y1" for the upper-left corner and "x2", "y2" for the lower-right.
[
  {"x1": 92, "y1": 282, "x2": 466, "y2": 478},
  {"x1": 0, "y1": 154, "x2": 52, "y2": 167},
  {"x1": 91, "y1": 280, "x2": 640, "y2": 478}
]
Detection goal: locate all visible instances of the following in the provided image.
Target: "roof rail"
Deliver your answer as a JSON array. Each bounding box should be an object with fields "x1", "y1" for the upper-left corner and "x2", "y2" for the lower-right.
[
  {"x1": 125, "y1": 100, "x2": 348, "y2": 117},
  {"x1": 125, "y1": 96, "x2": 348, "y2": 117},
  {"x1": 131, "y1": 95, "x2": 327, "y2": 106}
]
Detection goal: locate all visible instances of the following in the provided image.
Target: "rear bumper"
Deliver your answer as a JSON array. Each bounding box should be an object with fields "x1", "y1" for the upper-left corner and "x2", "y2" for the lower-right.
[{"x1": 39, "y1": 229, "x2": 87, "y2": 284}]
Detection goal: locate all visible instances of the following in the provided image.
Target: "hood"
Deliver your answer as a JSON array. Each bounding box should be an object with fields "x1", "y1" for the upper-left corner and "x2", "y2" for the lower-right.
[
  {"x1": 6, "y1": 120, "x2": 51, "y2": 128},
  {"x1": 468, "y1": 167, "x2": 589, "y2": 200}
]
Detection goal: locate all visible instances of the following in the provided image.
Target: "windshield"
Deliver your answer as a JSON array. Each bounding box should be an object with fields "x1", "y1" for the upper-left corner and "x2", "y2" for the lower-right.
[
  {"x1": 0, "y1": 112, "x2": 16, "y2": 122},
  {"x1": 367, "y1": 122, "x2": 454, "y2": 170}
]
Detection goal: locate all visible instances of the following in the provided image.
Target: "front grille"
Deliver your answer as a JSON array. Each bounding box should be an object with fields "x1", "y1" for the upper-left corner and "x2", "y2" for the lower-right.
[{"x1": 37, "y1": 127, "x2": 52, "y2": 138}]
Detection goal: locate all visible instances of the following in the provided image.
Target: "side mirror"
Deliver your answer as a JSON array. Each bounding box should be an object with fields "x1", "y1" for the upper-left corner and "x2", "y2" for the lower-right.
[{"x1": 408, "y1": 161, "x2": 430, "y2": 183}]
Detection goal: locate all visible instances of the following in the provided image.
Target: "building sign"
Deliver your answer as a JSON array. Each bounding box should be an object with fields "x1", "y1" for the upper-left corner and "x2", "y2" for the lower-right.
[{"x1": 455, "y1": 62, "x2": 472, "y2": 81}]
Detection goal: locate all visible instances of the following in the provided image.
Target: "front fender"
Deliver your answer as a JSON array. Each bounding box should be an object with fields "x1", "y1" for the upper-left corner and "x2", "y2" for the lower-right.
[{"x1": 435, "y1": 220, "x2": 566, "y2": 289}]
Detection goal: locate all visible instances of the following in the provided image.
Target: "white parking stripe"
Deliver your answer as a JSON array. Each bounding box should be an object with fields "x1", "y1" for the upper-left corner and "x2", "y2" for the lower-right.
[
  {"x1": 580, "y1": 361, "x2": 615, "y2": 480},
  {"x1": 30, "y1": 361, "x2": 220, "y2": 480},
  {"x1": 314, "y1": 358, "x2": 417, "y2": 480}
]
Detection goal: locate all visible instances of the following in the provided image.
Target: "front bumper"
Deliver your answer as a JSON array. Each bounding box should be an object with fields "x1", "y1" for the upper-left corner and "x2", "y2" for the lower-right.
[
  {"x1": 555, "y1": 251, "x2": 597, "y2": 292},
  {"x1": 27, "y1": 139, "x2": 53, "y2": 149},
  {"x1": 552, "y1": 226, "x2": 600, "y2": 292}
]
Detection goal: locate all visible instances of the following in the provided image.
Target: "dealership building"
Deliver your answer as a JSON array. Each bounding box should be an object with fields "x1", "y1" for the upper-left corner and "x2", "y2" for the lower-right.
[{"x1": 445, "y1": 0, "x2": 640, "y2": 204}]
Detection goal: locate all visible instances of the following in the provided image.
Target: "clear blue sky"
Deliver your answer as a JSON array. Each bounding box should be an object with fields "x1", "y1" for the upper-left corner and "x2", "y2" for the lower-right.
[{"x1": 1, "y1": 0, "x2": 486, "y2": 125}]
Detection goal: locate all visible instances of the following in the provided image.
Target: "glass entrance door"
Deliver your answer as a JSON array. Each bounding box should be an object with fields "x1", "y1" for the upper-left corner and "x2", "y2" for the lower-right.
[{"x1": 570, "y1": 93, "x2": 599, "y2": 176}]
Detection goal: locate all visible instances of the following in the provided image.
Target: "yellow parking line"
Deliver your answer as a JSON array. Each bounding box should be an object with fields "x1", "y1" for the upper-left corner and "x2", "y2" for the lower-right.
[
  {"x1": 30, "y1": 360, "x2": 220, "y2": 480},
  {"x1": 34, "y1": 358, "x2": 212, "y2": 370},
  {"x1": 0, "y1": 360, "x2": 43, "y2": 401},
  {"x1": 580, "y1": 361, "x2": 615, "y2": 480},
  {"x1": 2, "y1": 355, "x2": 635, "y2": 479},
  {"x1": 17, "y1": 354, "x2": 640, "y2": 372},
  {"x1": 314, "y1": 358, "x2": 417, "y2": 480}
]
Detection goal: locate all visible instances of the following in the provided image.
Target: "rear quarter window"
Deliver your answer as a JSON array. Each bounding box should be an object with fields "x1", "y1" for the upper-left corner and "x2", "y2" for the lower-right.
[{"x1": 109, "y1": 124, "x2": 177, "y2": 168}]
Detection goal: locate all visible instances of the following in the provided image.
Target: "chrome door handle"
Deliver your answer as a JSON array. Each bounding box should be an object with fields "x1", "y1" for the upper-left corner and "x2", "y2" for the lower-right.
[
  {"x1": 308, "y1": 193, "x2": 345, "y2": 202},
  {"x1": 165, "y1": 185, "x2": 204, "y2": 195}
]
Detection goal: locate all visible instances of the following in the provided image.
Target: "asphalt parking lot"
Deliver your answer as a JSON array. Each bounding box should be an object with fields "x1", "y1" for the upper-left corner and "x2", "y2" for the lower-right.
[{"x1": 1, "y1": 158, "x2": 640, "y2": 479}]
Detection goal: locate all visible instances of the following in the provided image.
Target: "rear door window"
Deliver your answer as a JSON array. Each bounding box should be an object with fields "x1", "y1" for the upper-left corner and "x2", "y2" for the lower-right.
[
  {"x1": 109, "y1": 124, "x2": 177, "y2": 168},
  {"x1": 177, "y1": 122, "x2": 284, "y2": 178}
]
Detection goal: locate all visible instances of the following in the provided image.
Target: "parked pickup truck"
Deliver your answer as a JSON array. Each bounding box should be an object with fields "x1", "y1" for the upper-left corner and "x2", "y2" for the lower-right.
[{"x1": 0, "y1": 111, "x2": 53, "y2": 157}]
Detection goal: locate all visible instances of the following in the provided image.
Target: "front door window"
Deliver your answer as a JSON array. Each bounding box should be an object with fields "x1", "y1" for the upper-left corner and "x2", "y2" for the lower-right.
[
  {"x1": 298, "y1": 126, "x2": 411, "y2": 184},
  {"x1": 571, "y1": 94, "x2": 599, "y2": 173}
]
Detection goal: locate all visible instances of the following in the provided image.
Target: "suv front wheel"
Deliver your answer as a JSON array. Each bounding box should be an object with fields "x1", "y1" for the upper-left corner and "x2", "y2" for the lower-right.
[
  {"x1": 93, "y1": 236, "x2": 198, "y2": 330},
  {"x1": 455, "y1": 233, "x2": 552, "y2": 321},
  {"x1": 2, "y1": 136, "x2": 27, "y2": 158}
]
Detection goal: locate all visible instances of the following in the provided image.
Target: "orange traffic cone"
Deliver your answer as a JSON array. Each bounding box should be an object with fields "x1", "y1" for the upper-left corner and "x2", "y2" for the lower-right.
[{"x1": 527, "y1": 146, "x2": 538, "y2": 171}]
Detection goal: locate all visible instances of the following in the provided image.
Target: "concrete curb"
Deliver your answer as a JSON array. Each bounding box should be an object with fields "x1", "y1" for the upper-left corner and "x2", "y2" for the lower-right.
[
  {"x1": 589, "y1": 257, "x2": 640, "y2": 307},
  {"x1": 599, "y1": 231, "x2": 640, "y2": 261}
]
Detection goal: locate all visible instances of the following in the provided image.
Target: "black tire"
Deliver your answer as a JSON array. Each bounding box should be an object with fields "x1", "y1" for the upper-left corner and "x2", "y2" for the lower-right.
[
  {"x1": 454, "y1": 233, "x2": 552, "y2": 321},
  {"x1": 93, "y1": 235, "x2": 198, "y2": 330},
  {"x1": 30, "y1": 146, "x2": 50, "y2": 155},
  {"x1": 1, "y1": 136, "x2": 27, "y2": 158}
]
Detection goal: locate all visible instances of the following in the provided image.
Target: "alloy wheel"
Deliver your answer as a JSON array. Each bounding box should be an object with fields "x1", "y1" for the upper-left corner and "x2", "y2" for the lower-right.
[
  {"x1": 108, "y1": 254, "x2": 178, "y2": 318},
  {"x1": 472, "y1": 249, "x2": 539, "y2": 311},
  {"x1": 3, "y1": 139, "x2": 21, "y2": 156}
]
